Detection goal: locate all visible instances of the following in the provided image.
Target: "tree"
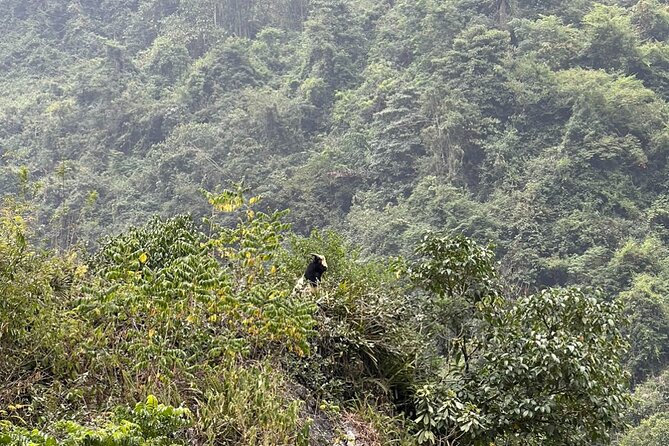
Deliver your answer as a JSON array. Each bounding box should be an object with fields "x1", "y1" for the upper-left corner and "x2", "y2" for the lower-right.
[
  {"x1": 297, "y1": 0, "x2": 367, "y2": 131},
  {"x1": 411, "y1": 235, "x2": 630, "y2": 445},
  {"x1": 367, "y1": 85, "x2": 426, "y2": 188},
  {"x1": 619, "y1": 274, "x2": 669, "y2": 385},
  {"x1": 140, "y1": 36, "x2": 191, "y2": 86},
  {"x1": 619, "y1": 412, "x2": 669, "y2": 446},
  {"x1": 581, "y1": 4, "x2": 639, "y2": 71},
  {"x1": 475, "y1": 287, "x2": 630, "y2": 445},
  {"x1": 627, "y1": 368, "x2": 669, "y2": 425},
  {"x1": 410, "y1": 232, "x2": 500, "y2": 367},
  {"x1": 178, "y1": 37, "x2": 264, "y2": 112},
  {"x1": 632, "y1": 0, "x2": 669, "y2": 42},
  {"x1": 513, "y1": 16, "x2": 583, "y2": 70},
  {"x1": 437, "y1": 24, "x2": 514, "y2": 120}
]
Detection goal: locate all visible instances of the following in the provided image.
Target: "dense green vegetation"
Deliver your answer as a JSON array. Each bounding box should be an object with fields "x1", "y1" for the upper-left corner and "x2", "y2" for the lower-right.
[
  {"x1": 2, "y1": 0, "x2": 669, "y2": 444},
  {"x1": 0, "y1": 189, "x2": 631, "y2": 444}
]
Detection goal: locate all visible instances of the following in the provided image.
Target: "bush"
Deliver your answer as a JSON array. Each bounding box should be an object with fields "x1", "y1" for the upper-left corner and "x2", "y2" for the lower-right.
[
  {"x1": 279, "y1": 230, "x2": 419, "y2": 404},
  {"x1": 619, "y1": 412, "x2": 669, "y2": 446},
  {"x1": 0, "y1": 396, "x2": 191, "y2": 446}
]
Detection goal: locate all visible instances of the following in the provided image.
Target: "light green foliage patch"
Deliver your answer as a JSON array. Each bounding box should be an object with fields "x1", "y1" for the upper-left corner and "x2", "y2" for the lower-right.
[
  {"x1": 619, "y1": 412, "x2": 669, "y2": 446},
  {"x1": 0, "y1": 395, "x2": 191, "y2": 446}
]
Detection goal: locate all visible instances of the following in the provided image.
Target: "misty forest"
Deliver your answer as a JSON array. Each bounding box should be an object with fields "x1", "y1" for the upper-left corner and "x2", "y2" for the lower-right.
[{"x1": 2, "y1": 0, "x2": 669, "y2": 445}]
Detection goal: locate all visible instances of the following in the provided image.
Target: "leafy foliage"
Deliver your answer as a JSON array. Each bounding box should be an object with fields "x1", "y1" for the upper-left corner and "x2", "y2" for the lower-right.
[
  {"x1": 476, "y1": 288, "x2": 629, "y2": 445},
  {"x1": 0, "y1": 189, "x2": 415, "y2": 444},
  {"x1": 0, "y1": 395, "x2": 191, "y2": 446},
  {"x1": 627, "y1": 368, "x2": 669, "y2": 425},
  {"x1": 2, "y1": 0, "x2": 665, "y2": 442},
  {"x1": 619, "y1": 412, "x2": 669, "y2": 446},
  {"x1": 411, "y1": 235, "x2": 630, "y2": 446},
  {"x1": 281, "y1": 231, "x2": 418, "y2": 402}
]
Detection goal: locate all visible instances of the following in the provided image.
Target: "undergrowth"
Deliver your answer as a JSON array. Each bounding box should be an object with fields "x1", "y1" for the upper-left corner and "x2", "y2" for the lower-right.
[{"x1": 0, "y1": 188, "x2": 418, "y2": 445}]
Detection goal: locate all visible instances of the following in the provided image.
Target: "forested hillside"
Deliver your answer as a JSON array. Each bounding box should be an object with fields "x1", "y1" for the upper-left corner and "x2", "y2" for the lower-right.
[{"x1": 2, "y1": 0, "x2": 669, "y2": 444}]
